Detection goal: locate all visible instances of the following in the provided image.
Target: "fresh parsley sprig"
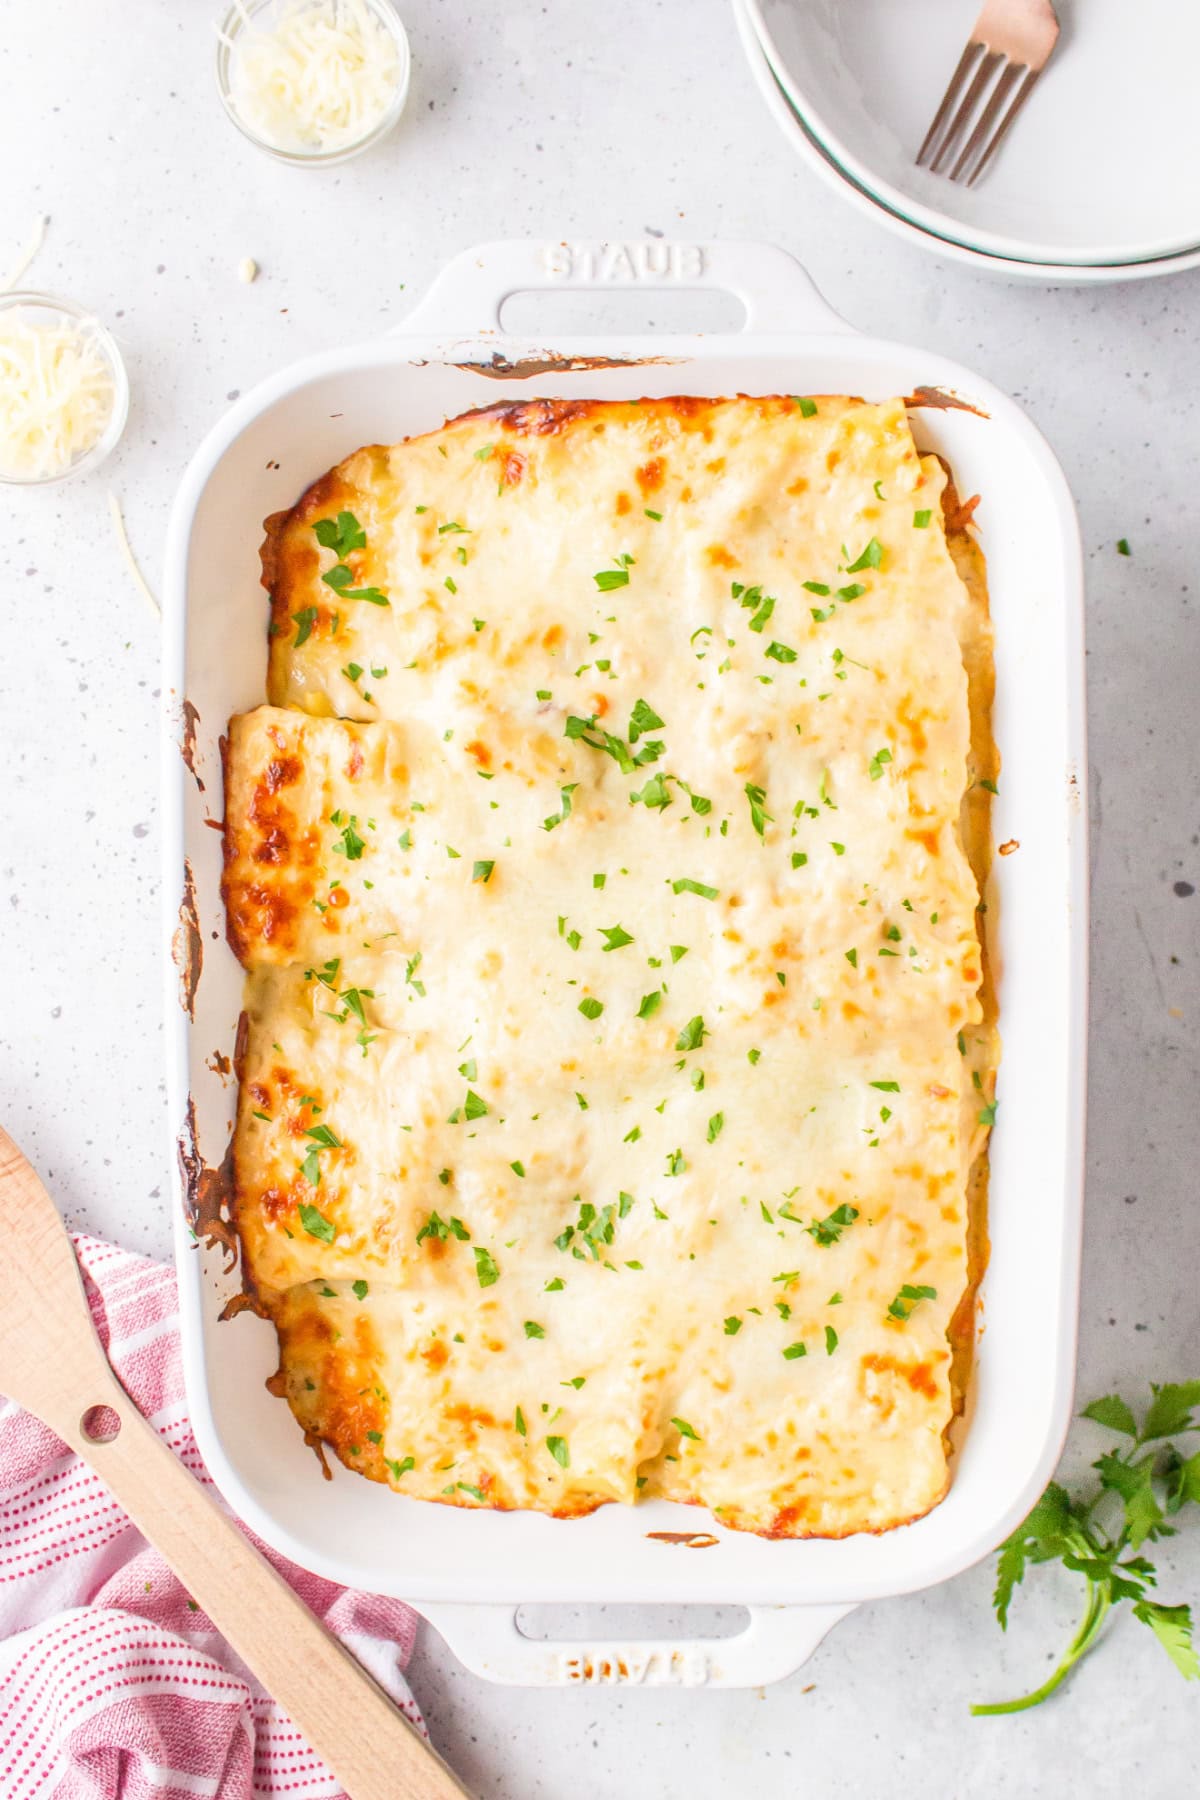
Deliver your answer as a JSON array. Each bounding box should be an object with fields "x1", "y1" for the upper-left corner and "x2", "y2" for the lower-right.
[{"x1": 974, "y1": 1382, "x2": 1200, "y2": 1715}]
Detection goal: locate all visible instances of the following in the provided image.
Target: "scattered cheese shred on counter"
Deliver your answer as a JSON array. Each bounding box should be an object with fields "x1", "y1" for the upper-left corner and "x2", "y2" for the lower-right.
[
  {"x1": 224, "y1": 0, "x2": 403, "y2": 154},
  {"x1": 107, "y1": 492, "x2": 160, "y2": 619},
  {"x1": 0, "y1": 311, "x2": 114, "y2": 481},
  {"x1": 2, "y1": 215, "x2": 48, "y2": 292}
]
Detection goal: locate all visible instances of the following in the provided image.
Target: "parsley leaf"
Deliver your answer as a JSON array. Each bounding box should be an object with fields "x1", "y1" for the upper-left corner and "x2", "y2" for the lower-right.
[
  {"x1": 628, "y1": 698, "x2": 664, "y2": 741},
  {"x1": 845, "y1": 536, "x2": 883, "y2": 573},
  {"x1": 313, "y1": 512, "x2": 367, "y2": 558},
  {"x1": 473, "y1": 1246, "x2": 500, "y2": 1287},
  {"x1": 973, "y1": 1384, "x2": 1200, "y2": 1714},
  {"x1": 292, "y1": 606, "x2": 318, "y2": 647},
  {"x1": 297, "y1": 1203, "x2": 335, "y2": 1243}
]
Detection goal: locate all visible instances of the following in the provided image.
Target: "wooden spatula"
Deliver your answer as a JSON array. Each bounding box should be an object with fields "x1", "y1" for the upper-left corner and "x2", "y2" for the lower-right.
[{"x1": 0, "y1": 1124, "x2": 471, "y2": 1800}]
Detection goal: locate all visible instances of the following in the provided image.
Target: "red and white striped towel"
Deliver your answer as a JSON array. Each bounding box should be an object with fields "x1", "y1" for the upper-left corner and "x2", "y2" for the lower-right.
[{"x1": 0, "y1": 1236, "x2": 423, "y2": 1799}]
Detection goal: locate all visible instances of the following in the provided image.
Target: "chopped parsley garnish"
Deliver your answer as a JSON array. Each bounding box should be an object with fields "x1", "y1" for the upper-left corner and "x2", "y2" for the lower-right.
[
  {"x1": 566, "y1": 713, "x2": 662, "y2": 775},
  {"x1": 352, "y1": 1279, "x2": 368, "y2": 1300},
  {"x1": 672, "y1": 1417, "x2": 700, "y2": 1440},
  {"x1": 416, "y1": 1211, "x2": 470, "y2": 1245},
  {"x1": 748, "y1": 1048, "x2": 762, "y2": 1065},
  {"x1": 782, "y1": 1342, "x2": 808, "y2": 1360},
  {"x1": 546, "y1": 1435, "x2": 571, "y2": 1467},
  {"x1": 979, "y1": 1099, "x2": 999, "y2": 1126},
  {"x1": 321, "y1": 563, "x2": 390, "y2": 606},
  {"x1": 724, "y1": 1317, "x2": 742, "y2": 1335},
  {"x1": 805, "y1": 1203, "x2": 860, "y2": 1247},
  {"x1": 845, "y1": 537, "x2": 883, "y2": 573},
  {"x1": 913, "y1": 509, "x2": 932, "y2": 529},
  {"x1": 637, "y1": 989, "x2": 664, "y2": 1020},
  {"x1": 472, "y1": 859, "x2": 495, "y2": 884},
  {"x1": 825, "y1": 1326, "x2": 838, "y2": 1354},
  {"x1": 845, "y1": 948, "x2": 858, "y2": 968},
  {"x1": 386, "y1": 1456, "x2": 415, "y2": 1479},
  {"x1": 669, "y1": 944, "x2": 688, "y2": 963},
  {"x1": 744, "y1": 782, "x2": 772, "y2": 838},
  {"x1": 868, "y1": 747, "x2": 893, "y2": 781},
  {"x1": 599, "y1": 923, "x2": 634, "y2": 952},
  {"x1": 675, "y1": 1015, "x2": 708, "y2": 1052},
  {"x1": 314, "y1": 511, "x2": 366, "y2": 558},
  {"x1": 542, "y1": 782, "x2": 579, "y2": 832},
  {"x1": 765, "y1": 641, "x2": 797, "y2": 663},
  {"x1": 1117, "y1": 537, "x2": 1131, "y2": 556},
  {"x1": 836, "y1": 583, "x2": 866, "y2": 601},
  {"x1": 665, "y1": 1149, "x2": 686, "y2": 1177},
  {"x1": 707, "y1": 1113, "x2": 724, "y2": 1142},
  {"x1": 628, "y1": 698, "x2": 664, "y2": 741},
  {"x1": 593, "y1": 554, "x2": 634, "y2": 591},
  {"x1": 888, "y1": 1283, "x2": 937, "y2": 1321},
  {"x1": 298, "y1": 1203, "x2": 335, "y2": 1243},
  {"x1": 795, "y1": 397, "x2": 818, "y2": 418},
  {"x1": 630, "y1": 771, "x2": 671, "y2": 810},
  {"x1": 292, "y1": 606, "x2": 318, "y2": 647},
  {"x1": 514, "y1": 1406, "x2": 527, "y2": 1435},
  {"x1": 578, "y1": 996, "x2": 604, "y2": 1020},
  {"x1": 556, "y1": 1198, "x2": 617, "y2": 1261},
  {"x1": 870, "y1": 1079, "x2": 900, "y2": 1092},
  {"x1": 672, "y1": 877, "x2": 718, "y2": 900},
  {"x1": 330, "y1": 813, "x2": 366, "y2": 860},
  {"x1": 524, "y1": 1320, "x2": 545, "y2": 1339},
  {"x1": 645, "y1": 508, "x2": 663, "y2": 521},
  {"x1": 473, "y1": 1247, "x2": 500, "y2": 1287}
]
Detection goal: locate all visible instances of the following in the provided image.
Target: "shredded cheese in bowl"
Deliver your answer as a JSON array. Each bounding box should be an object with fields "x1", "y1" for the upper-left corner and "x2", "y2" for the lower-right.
[
  {"x1": 0, "y1": 295, "x2": 127, "y2": 486},
  {"x1": 217, "y1": 0, "x2": 409, "y2": 163}
]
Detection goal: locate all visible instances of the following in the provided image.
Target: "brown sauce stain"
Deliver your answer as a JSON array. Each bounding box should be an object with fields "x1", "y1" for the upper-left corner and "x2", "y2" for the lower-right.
[
  {"x1": 181, "y1": 699, "x2": 205, "y2": 793},
  {"x1": 172, "y1": 859, "x2": 202, "y2": 1020},
  {"x1": 176, "y1": 1096, "x2": 238, "y2": 1269},
  {"x1": 646, "y1": 1531, "x2": 720, "y2": 1549},
  {"x1": 904, "y1": 384, "x2": 989, "y2": 420},
  {"x1": 451, "y1": 352, "x2": 680, "y2": 381}
]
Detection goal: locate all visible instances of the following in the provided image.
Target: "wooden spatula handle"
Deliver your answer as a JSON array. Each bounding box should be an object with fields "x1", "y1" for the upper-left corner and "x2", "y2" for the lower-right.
[{"x1": 67, "y1": 1374, "x2": 470, "y2": 1800}]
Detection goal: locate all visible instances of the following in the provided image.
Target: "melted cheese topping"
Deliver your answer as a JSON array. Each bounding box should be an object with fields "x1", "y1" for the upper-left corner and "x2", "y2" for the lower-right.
[
  {"x1": 224, "y1": 0, "x2": 403, "y2": 155},
  {"x1": 0, "y1": 312, "x2": 114, "y2": 481},
  {"x1": 224, "y1": 395, "x2": 996, "y2": 1537}
]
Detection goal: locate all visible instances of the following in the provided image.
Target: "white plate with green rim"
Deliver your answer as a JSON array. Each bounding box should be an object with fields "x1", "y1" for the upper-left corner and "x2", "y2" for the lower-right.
[
  {"x1": 742, "y1": 0, "x2": 1200, "y2": 272},
  {"x1": 734, "y1": 0, "x2": 1200, "y2": 284}
]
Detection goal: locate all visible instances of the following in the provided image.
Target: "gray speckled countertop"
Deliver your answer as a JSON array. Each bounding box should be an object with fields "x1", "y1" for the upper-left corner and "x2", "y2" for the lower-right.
[{"x1": 2, "y1": 2, "x2": 1198, "y2": 1792}]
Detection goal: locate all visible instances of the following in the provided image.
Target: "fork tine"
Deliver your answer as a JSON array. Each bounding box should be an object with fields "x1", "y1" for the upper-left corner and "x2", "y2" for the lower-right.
[
  {"x1": 929, "y1": 48, "x2": 1003, "y2": 174},
  {"x1": 966, "y1": 66, "x2": 1043, "y2": 185},
  {"x1": 949, "y1": 59, "x2": 1022, "y2": 181},
  {"x1": 916, "y1": 42, "x2": 983, "y2": 167}
]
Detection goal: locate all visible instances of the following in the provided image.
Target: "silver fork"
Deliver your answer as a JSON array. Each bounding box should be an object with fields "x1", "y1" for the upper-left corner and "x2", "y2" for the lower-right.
[{"x1": 917, "y1": 0, "x2": 1060, "y2": 186}]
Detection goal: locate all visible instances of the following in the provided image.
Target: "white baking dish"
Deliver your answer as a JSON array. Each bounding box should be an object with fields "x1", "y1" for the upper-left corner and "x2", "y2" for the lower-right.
[{"x1": 162, "y1": 240, "x2": 1087, "y2": 1687}]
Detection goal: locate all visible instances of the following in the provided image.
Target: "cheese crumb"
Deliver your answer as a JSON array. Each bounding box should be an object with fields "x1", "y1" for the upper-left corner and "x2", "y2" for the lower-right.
[
  {"x1": 238, "y1": 257, "x2": 260, "y2": 284},
  {"x1": 223, "y1": 0, "x2": 404, "y2": 156}
]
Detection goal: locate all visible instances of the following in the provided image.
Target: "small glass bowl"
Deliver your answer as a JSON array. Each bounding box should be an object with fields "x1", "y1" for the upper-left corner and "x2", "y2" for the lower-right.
[
  {"x1": 0, "y1": 292, "x2": 129, "y2": 488},
  {"x1": 215, "y1": 0, "x2": 411, "y2": 167}
]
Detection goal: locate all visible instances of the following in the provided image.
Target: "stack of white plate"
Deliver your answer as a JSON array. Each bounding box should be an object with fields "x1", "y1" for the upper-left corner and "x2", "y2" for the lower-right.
[{"x1": 735, "y1": 0, "x2": 1200, "y2": 284}]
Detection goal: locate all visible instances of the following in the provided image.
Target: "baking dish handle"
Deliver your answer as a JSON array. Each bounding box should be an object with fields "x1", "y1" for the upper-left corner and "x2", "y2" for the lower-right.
[
  {"x1": 392, "y1": 240, "x2": 852, "y2": 339},
  {"x1": 414, "y1": 1601, "x2": 855, "y2": 1688}
]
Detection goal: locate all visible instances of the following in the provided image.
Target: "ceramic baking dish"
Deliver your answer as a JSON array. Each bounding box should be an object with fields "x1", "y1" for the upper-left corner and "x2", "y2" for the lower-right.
[{"x1": 162, "y1": 240, "x2": 1086, "y2": 1687}]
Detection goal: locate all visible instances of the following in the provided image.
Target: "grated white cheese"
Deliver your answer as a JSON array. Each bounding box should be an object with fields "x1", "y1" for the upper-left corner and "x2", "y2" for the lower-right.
[
  {"x1": 238, "y1": 256, "x2": 260, "y2": 283},
  {"x1": 224, "y1": 0, "x2": 403, "y2": 155},
  {"x1": 0, "y1": 311, "x2": 115, "y2": 481}
]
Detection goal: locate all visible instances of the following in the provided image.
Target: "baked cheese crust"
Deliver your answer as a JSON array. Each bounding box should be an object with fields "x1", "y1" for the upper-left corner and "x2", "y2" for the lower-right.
[{"x1": 223, "y1": 394, "x2": 995, "y2": 1537}]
